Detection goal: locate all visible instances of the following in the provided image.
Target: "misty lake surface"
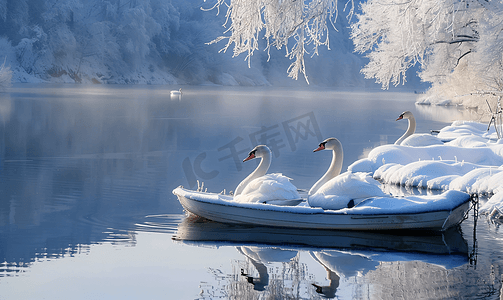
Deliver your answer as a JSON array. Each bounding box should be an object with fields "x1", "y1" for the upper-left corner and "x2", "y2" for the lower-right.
[{"x1": 0, "y1": 84, "x2": 501, "y2": 299}]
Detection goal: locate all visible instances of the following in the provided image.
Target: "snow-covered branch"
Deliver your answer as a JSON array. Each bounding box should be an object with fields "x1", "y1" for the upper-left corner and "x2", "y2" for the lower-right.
[
  {"x1": 351, "y1": 0, "x2": 483, "y2": 89},
  {"x1": 349, "y1": 0, "x2": 503, "y2": 109},
  {"x1": 206, "y1": 0, "x2": 351, "y2": 83}
]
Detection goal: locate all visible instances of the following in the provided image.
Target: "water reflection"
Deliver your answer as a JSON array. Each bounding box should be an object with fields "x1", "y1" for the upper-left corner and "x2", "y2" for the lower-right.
[
  {"x1": 0, "y1": 84, "x2": 188, "y2": 277},
  {"x1": 174, "y1": 216, "x2": 471, "y2": 299}
]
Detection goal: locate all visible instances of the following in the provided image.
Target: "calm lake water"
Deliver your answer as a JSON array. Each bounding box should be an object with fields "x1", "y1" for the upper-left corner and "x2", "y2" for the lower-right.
[{"x1": 0, "y1": 84, "x2": 501, "y2": 299}]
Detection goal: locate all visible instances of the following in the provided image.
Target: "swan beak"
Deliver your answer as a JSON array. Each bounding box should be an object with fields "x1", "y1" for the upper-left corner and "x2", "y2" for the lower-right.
[
  {"x1": 313, "y1": 145, "x2": 325, "y2": 152},
  {"x1": 396, "y1": 115, "x2": 403, "y2": 121},
  {"x1": 243, "y1": 153, "x2": 255, "y2": 162}
]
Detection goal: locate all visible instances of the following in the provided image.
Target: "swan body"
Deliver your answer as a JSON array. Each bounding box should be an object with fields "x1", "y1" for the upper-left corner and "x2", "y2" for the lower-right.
[
  {"x1": 395, "y1": 111, "x2": 443, "y2": 146},
  {"x1": 234, "y1": 173, "x2": 300, "y2": 203},
  {"x1": 309, "y1": 172, "x2": 385, "y2": 209},
  {"x1": 233, "y1": 145, "x2": 300, "y2": 203},
  {"x1": 400, "y1": 133, "x2": 443, "y2": 146},
  {"x1": 308, "y1": 138, "x2": 385, "y2": 210},
  {"x1": 170, "y1": 88, "x2": 182, "y2": 95}
]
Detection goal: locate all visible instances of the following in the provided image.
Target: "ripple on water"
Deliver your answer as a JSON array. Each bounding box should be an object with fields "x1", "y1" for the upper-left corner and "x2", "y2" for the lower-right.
[
  {"x1": 73, "y1": 212, "x2": 186, "y2": 241},
  {"x1": 134, "y1": 214, "x2": 185, "y2": 234}
]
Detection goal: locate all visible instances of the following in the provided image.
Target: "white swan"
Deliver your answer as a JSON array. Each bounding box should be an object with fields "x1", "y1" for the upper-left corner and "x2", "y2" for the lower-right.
[
  {"x1": 308, "y1": 138, "x2": 386, "y2": 210},
  {"x1": 170, "y1": 88, "x2": 182, "y2": 96},
  {"x1": 233, "y1": 145, "x2": 300, "y2": 204},
  {"x1": 395, "y1": 111, "x2": 443, "y2": 146}
]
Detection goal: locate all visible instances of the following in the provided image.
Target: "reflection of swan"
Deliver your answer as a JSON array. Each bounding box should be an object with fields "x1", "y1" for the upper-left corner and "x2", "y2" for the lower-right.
[
  {"x1": 238, "y1": 246, "x2": 298, "y2": 264},
  {"x1": 395, "y1": 111, "x2": 443, "y2": 146},
  {"x1": 312, "y1": 250, "x2": 379, "y2": 278},
  {"x1": 233, "y1": 145, "x2": 300, "y2": 203},
  {"x1": 312, "y1": 272, "x2": 339, "y2": 299},
  {"x1": 310, "y1": 251, "x2": 341, "y2": 299},
  {"x1": 170, "y1": 88, "x2": 182, "y2": 95},
  {"x1": 309, "y1": 250, "x2": 379, "y2": 298},
  {"x1": 237, "y1": 246, "x2": 298, "y2": 291},
  {"x1": 308, "y1": 138, "x2": 385, "y2": 210}
]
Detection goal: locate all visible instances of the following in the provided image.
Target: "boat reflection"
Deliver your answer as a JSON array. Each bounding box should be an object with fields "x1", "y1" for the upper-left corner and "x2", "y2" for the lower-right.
[
  {"x1": 173, "y1": 216, "x2": 470, "y2": 299},
  {"x1": 173, "y1": 215, "x2": 468, "y2": 255}
]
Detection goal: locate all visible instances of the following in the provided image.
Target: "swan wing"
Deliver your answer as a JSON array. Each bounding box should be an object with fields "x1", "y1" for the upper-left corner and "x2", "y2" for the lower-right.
[
  {"x1": 234, "y1": 173, "x2": 300, "y2": 203},
  {"x1": 308, "y1": 172, "x2": 386, "y2": 210},
  {"x1": 401, "y1": 134, "x2": 443, "y2": 147}
]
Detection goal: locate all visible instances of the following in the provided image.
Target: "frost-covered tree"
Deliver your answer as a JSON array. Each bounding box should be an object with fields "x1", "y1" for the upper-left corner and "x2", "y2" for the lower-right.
[
  {"x1": 0, "y1": 0, "x2": 236, "y2": 84},
  {"x1": 208, "y1": 0, "x2": 503, "y2": 107},
  {"x1": 351, "y1": 0, "x2": 503, "y2": 108},
  {"x1": 351, "y1": 0, "x2": 480, "y2": 89},
  {"x1": 0, "y1": 0, "x2": 367, "y2": 85},
  {"x1": 205, "y1": 0, "x2": 352, "y2": 83}
]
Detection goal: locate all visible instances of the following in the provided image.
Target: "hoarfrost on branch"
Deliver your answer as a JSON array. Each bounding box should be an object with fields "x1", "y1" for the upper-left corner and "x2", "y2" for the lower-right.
[
  {"x1": 205, "y1": 0, "x2": 353, "y2": 83},
  {"x1": 351, "y1": 0, "x2": 481, "y2": 90}
]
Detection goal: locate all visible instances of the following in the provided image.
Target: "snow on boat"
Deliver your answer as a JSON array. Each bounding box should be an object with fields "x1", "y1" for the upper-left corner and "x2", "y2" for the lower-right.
[{"x1": 172, "y1": 187, "x2": 473, "y2": 231}]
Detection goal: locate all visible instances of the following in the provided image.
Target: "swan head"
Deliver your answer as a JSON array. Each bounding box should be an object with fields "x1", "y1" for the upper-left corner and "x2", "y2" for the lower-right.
[
  {"x1": 396, "y1": 111, "x2": 414, "y2": 121},
  {"x1": 313, "y1": 138, "x2": 342, "y2": 152},
  {"x1": 243, "y1": 145, "x2": 271, "y2": 162}
]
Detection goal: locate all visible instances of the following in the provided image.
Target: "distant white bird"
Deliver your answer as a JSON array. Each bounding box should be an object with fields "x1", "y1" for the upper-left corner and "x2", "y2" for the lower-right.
[
  {"x1": 308, "y1": 138, "x2": 386, "y2": 210},
  {"x1": 395, "y1": 111, "x2": 443, "y2": 146},
  {"x1": 233, "y1": 145, "x2": 300, "y2": 204},
  {"x1": 170, "y1": 88, "x2": 182, "y2": 96}
]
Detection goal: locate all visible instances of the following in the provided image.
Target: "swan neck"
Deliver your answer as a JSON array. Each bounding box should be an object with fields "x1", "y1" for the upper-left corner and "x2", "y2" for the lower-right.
[
  {"x1": 309, "y1": 145, "x2": 343, "y2": 195},
  {"x1": 395, "y1": 115, "x2": 416, "y2": 145},
  {"x1": 234, "y1": 152, "x2": 271, "y2": 196}
]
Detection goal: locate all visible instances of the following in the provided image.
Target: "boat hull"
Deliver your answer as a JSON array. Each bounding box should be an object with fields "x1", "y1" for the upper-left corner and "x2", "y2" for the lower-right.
[{"x1": 174, "y1": 187, "x2": 471, "y2": 231}]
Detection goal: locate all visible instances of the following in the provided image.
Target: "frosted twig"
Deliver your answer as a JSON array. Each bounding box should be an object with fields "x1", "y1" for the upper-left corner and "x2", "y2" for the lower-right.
[{"x1": 204, "y1": 0, "x2": 350, "y2": 83}]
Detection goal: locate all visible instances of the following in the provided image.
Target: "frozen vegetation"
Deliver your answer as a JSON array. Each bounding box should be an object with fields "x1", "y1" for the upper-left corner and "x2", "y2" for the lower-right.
[
  {"x1": 212, "y1": 0, "x2": 503, "y2": 107},
  {"x1": 0, "y1": 0, "x2": 374, "y2": 87}
]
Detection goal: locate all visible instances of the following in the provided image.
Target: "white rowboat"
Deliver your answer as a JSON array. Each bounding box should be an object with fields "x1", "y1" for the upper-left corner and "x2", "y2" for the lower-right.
[{"x1": 173, "y1": 187, "x2": 472, "y2": 231}]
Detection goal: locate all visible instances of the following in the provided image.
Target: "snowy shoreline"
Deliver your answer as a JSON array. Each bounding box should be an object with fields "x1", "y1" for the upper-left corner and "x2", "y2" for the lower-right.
[{"x1": 349, "y1": 120, "x2": 503, "y2": 216}]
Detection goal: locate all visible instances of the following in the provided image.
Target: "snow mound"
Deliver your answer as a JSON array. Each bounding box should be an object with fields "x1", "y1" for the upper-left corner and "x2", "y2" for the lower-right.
[
  {"x1": 337, "y1": 190, "x2": 470, "y2": 215},
  {"x1": 348, "y1": 120, "x2": 503, "y2": 216}
]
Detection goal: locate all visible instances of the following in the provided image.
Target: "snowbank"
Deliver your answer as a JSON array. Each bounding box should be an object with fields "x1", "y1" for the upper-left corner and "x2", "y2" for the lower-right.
[
  {"x1": 337, "y1": 190, "x2": 470, "y2": 215},
  {"x1": 348, "y1": 120, "x2": 503, "y2": 215}
]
